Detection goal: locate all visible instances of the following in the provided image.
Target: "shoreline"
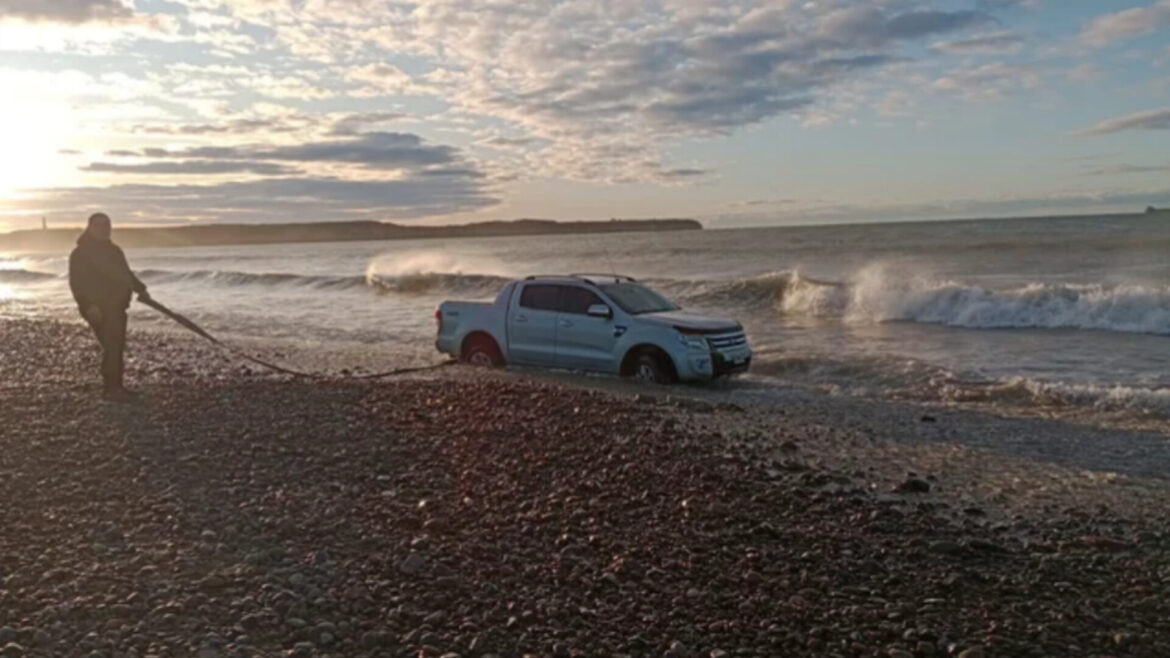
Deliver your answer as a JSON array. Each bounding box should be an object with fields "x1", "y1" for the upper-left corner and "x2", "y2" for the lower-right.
[{"x1": 2, "y1": 317, "x2": 1169, "y2": 657}]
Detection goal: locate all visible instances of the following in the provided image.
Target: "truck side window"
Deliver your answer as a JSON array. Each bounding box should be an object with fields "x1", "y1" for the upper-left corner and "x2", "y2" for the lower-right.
[
  {"x1": 560, "y1": 287, "x2": 603, "y2": 315},
  {"x1": 519, "y1": 284, "x2": 561, "y2": 311}
]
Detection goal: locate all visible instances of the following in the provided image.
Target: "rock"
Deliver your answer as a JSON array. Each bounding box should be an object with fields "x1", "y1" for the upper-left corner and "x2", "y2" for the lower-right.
[
  {"x1": 887, "y1": 650, "x2": 913, "y2": 658},
  {"x1": 920, "y1": 415, "x2": 937, "y2": 423},
  {"x1": 929, "y1": 540, "x2": 964, "y2": 556},
  {"x1": 399, "y1": 552, "x2": 427, "y2": 575},
  {"x1": 288, "y1": 642, "x2": 315, "y2": 657},
  {"x1": 0, "y1": 644, "x2": 27, "y2": 658},
  {"x1": 894, "y1": 478, "x2": 931, "y2": 494},
  {"x1": 710, "y1": 651, "x2": 729, "y2": 658},
  {"x1": 198, "y1": 574, "x2": 228, "y2": 591},
  {"x1": 360, "y1": 630, "x2": 388, "y2": 649},
  {"x1": 957, "y1": 647, "x2": 985, "y2": 658},
  {"x1": 0, "y1": 632, "x2": 13, "y2": 646}
]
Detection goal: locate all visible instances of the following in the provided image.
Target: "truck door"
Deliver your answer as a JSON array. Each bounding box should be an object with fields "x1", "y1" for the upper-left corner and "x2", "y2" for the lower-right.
[
  {"x1": 555, "y1": 286, "x2": 619, "y2": 373},
  {"x1": 507, "y1": 283, "x2": 561, "y2": 366}
]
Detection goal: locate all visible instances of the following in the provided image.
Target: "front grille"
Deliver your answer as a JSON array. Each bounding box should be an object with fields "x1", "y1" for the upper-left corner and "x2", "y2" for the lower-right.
[{"x1": 707, "y1": 332, "x2": 748, "y2": 350}]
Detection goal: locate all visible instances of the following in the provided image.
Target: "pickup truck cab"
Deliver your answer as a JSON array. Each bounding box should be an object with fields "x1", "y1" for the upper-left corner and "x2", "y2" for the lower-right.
[{"x1": 435, "y1": 274, "x2": 751, "y2": 384}]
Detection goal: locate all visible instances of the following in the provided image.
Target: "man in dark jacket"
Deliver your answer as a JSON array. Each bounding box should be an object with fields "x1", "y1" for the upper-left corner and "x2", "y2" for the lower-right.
[{"x1": 69, "y1": 213, "x2": 150, "y2": 400}]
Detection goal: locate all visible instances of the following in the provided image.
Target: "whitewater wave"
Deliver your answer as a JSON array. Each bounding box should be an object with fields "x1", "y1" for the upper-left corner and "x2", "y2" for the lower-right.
[
  {"x1": 751, "y1": 352, "x2": 1170, "y2": 418},
  {"x1": 0, "y1": 269, "x2": 58, "y2": 283},
  {"x1": 843, "y1": 267, "x2": 1170, "y2": 336},
  {"x1": 136, "y1": 268, "x2": 510, "y2": 296},
  {"x1": 947, "y1": 377, "x2": 1170, "y2": 416}
]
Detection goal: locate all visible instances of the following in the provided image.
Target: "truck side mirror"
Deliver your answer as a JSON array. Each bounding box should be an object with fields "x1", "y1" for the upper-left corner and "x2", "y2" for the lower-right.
[{"x1": 587, "y1": 304, "x2": 613, "y2": 319}]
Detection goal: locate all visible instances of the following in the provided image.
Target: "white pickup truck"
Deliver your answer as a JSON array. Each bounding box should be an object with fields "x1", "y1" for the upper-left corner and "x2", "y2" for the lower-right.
[{"x1": 435, "y1": 274, "x2": 751, "y2": 384}]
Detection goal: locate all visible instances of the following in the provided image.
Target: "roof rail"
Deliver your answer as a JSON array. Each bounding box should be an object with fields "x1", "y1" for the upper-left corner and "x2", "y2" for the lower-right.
[
  {"x1": 523, "y1": 273, "x2": 638, "y2": 283},
  {"x1": 569, "y1": 273, "x2": 638, "y2": 283}
]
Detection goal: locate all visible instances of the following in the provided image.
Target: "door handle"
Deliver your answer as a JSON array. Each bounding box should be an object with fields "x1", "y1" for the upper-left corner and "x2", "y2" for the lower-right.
[
  {"x1": 514, "y1": 314, "x2": 528, "y2": 323},
  {"x1": 560, "y1": 319, "x2": 574, "y2": 328}
]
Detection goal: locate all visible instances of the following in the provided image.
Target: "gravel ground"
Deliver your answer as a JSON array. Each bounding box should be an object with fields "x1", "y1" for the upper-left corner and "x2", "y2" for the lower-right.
[{"x1": 2, "y1": 318, "x2": 1170, "y2": 658}]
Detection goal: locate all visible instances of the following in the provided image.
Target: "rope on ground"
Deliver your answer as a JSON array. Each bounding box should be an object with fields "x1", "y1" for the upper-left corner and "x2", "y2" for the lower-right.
[{"x1": 139, "y1": 297, "x2": 455, "y2": 380}]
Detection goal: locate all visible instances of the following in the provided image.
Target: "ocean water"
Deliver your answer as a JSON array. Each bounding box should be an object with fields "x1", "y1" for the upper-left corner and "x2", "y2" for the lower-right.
[{"x1": 3, "y1": 214, "x2": 1169, "y2": 419}]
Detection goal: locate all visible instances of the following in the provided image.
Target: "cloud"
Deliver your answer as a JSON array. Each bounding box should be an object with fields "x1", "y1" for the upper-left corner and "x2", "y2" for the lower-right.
[
  {"x1": 658, "y1": 168, "x2": 707, "y2": 180},
  {"x1": 1066, "y1": 63, "x2": 1103, "y2": 83},
  {"x1": 1077, "y1": 107, "x2": 1170, "y2": 135},
  {"x1": 132, "y1": 118, "x2": 305, "y2": 136},
  {"x1": 82, "y1": 161, "x2": 301, "y2": 175},
  {"x1": 127, "y1": 132, "x2": 462, "y2": 171},
  {"x1": 1083, "y1": 1, "x2": 1170, "y2": 46},
  {"x1": 933, "y1": 62, "x2": 1039, "y2": 100},
  {"x1": 931, "y1": 31, "x2": 1025, "y2": 55},
  {"x1": 819, "y1": 8, "x2": 993, "y2": 47},
  {"x1": 976, "y1": 0, "x2": 1038, "y2": 8},
  {"x1": 328, "y1": 112, "x2": 406, "y2": 136},
  {"x1": 373, "y1": 3, "x2": 1004, "y2": 181},
  {"x1": 346, "y1": 63, "x2": 413, "y2": 95},
  {"x1": 6, "y1": 176, "x2": 499, "y2": 223},
  {"x1": 0, "y1": 0, "x2": 131, "y2": 23},
  {"x1": 1083, "y1": 163, "x2": 1170, "y2": 176}
]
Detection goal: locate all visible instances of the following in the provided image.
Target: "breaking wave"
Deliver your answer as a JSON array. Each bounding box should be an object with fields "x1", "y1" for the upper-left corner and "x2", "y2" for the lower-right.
[
  {"x1": 674, "y1": 267, "x2": 1170, "y2": 336},
  {"x1": 843, "y1": 266, "x2": 1170, "y2": 336}
]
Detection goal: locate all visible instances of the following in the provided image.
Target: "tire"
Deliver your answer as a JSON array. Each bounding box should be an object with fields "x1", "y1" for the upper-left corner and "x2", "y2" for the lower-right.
[
  {"x1": 462, "y1": 335, "x2": 504, "y2": 368},
  {"x1": 631, "y1": 352, "x2": 673, "y2": 384}
]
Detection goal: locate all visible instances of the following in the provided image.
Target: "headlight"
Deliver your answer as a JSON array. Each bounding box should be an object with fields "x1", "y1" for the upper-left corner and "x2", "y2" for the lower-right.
[{"x1": 675, "y1": 330, "x2": 708, "y2": 351}]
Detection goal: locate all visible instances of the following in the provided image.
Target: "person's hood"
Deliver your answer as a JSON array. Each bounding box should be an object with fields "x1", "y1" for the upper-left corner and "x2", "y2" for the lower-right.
[{"x1": 637, "y1": 310, "x2": 741, "y2": 333}]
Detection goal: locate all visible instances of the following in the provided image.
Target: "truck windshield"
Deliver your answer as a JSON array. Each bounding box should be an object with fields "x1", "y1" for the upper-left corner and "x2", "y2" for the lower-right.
[{"x1": 600, "y1": 283, "x2": 679, "y2": 315}]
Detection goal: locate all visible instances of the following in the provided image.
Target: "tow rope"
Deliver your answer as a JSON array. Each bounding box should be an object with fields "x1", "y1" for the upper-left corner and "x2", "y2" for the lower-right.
[{"x1": 139, "y1": 297, "x2": 455, "y2": 380}]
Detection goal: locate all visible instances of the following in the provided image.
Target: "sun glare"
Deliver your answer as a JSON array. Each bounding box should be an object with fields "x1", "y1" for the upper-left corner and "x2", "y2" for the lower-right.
[{"x1": 0, "y1": 101, "x2": 70, "y2": 199}]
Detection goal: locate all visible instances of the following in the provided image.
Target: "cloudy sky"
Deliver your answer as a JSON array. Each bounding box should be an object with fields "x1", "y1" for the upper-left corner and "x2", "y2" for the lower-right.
[{"x1": 0, "y1": 0, "x2": 1168, "y2": 230}]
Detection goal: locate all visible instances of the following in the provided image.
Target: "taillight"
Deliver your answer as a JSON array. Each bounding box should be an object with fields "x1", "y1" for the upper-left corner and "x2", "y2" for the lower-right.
[{"x1": 434, "y1": 308, "x2": 443, "y2": 331}]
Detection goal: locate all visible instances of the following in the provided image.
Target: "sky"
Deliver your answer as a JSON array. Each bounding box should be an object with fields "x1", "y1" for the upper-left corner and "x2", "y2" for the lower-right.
[{"x1": 0, "y1": 0, "x2": 1168, "y2": 230}]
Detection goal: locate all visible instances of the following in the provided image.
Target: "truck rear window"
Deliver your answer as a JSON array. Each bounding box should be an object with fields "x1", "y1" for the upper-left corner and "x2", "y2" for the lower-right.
[{"x1": 519, "y1": 284, "x2": 561, "y2": 311}]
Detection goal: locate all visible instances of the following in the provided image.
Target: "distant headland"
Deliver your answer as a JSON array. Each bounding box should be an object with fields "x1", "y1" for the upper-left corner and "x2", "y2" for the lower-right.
[{"x1": 0, "y1": 218, "x2": 702, "y2": 251}]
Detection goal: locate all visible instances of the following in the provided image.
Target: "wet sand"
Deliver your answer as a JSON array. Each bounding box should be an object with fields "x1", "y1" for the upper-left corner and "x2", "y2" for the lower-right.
[{"x1": 2, "y1": 317, "x2": 1169, "y2": 658}]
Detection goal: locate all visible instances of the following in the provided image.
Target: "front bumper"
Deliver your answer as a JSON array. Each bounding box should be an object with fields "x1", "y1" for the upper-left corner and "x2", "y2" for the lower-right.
[
  {"x1": 679, "y1": 347, "x2": 751, "y2": 381},
  {"x1": 712, "y1": 351, "x2": 751, "y2": 377}
]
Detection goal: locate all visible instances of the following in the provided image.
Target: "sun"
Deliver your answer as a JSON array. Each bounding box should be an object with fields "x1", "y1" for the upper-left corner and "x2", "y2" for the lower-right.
[{"x1": 0, "y1": 100, "x2": 71, "y2": 199}]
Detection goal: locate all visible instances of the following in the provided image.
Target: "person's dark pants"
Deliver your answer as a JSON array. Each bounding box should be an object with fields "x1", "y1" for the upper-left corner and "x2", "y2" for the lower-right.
[{"x1": 85, "y1": 307, "x2": 128, "y2": 393}]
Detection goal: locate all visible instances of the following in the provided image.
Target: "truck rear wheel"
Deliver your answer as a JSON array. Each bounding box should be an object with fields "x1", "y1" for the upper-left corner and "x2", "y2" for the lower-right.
[{"x1": 462, "y1": 335, "x2": 504, "y2": 368}]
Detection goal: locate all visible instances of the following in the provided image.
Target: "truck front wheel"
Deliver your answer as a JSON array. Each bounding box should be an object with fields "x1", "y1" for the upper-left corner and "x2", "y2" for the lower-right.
[
  {"x1": 462, "y1": 335, "x2": 504, "y2": 368},
  {"x1": 631, "y1": 351, "x2": 675, "y2": 385}
]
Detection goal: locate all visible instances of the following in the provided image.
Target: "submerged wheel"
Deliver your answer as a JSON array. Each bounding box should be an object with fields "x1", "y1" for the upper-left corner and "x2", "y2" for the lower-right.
[
  {"x1": 462, "y1": 335, "x2": 504, "y2": 368},
  {"x1": 632, "y1": 352, "x2": 672, "y2": 385}
]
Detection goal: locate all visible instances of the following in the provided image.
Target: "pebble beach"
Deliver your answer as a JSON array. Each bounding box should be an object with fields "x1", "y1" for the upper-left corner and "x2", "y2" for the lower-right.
[{"x1": 2, "y1": 317, "x2": 1170, "y2": 658}]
